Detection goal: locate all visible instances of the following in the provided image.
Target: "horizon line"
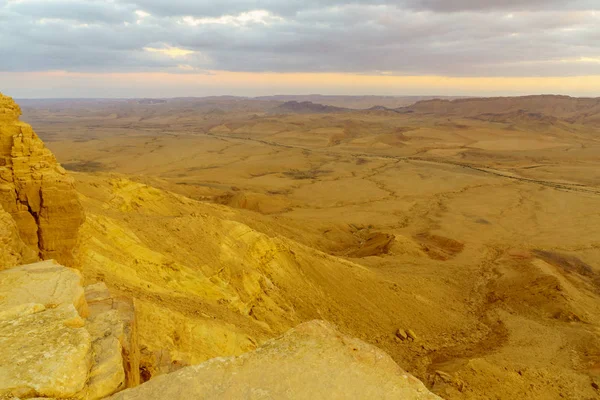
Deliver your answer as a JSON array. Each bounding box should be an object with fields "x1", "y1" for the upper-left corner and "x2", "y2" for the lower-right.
[{"x1": 11, "y1": 93, "x2": 600, "y2": 100}]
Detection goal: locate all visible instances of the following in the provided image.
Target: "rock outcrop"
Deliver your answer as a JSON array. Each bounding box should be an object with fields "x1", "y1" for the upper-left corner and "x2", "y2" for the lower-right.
[
  {"x1": 0, "y1": 260, "x2": 439, "y2": 400},
  {"x1": 108, "y1": 320, "x2": 441, "y2": 400},
  {"x1": 0, "y1": 93, "x2": 84, "y2": 267},
  {"x1": 0, "y1": 206, "x2": 37, "y2": 268},
  {"x1": 0, "y1": 260, "x2": 132, "y2": 399}
]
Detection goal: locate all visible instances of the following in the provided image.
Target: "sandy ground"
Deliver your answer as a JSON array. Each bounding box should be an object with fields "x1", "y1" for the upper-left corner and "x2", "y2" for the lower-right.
[{"x1": 21, "y1": 97, "x2": 600, "y2": 399}]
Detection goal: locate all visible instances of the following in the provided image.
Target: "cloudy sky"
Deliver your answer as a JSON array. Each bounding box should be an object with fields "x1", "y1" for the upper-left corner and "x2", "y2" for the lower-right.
[{"x1": 1, "y1": 0, "x2": 599, "y2": 97}]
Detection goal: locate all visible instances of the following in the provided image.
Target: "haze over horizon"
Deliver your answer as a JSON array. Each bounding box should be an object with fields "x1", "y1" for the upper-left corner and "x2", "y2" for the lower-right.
[{"x1": 1, "y1": 0, "x2": 599, "y2": 98}]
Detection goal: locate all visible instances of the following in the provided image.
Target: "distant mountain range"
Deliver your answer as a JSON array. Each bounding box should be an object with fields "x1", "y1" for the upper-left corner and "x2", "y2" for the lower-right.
[
  {"x1": 269, "y1": 101, "x2": 349, "y2": 114},
  {"x1": 17, "y1": 94, "x2": 600, "y2": 126},
  {"x1": 256, "y1": 94, "x2": 465, "y2": 109},
  {"x1": 400, "y1": 95, "x2": 600, "y2": 125}
]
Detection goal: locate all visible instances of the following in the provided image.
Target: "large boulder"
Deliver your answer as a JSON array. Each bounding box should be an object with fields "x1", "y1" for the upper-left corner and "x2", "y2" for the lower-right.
[
  {"x1": 0, "y1": 259, "x2": 88, "y2": 316},
  {"x1": 0, "y1": 303, "x2": 92, "y2": 398},
  {"x1": 0, "y1": 93, "x2": 84, "y2": 267},
  {"x1": 0, "y1": 260, "x2": 130, "y2": 399},
  {"x1": 108, "y1": 319, "x2": 441, "y2": 400}
]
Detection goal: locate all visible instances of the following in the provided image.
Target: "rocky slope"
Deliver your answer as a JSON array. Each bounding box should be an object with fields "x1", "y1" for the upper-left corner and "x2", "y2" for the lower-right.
[
  {"x1": 0, "y1": 260, "x2": 439, "y2": 399},
  {"x1": 108, "y1": 320, "x2": 440, "y2": 400},
  {"x1": 0, "y1": 93, "x2": 83, "y2": 267},
  {"x1": 73, "y1": 172, "x2": 491, "y2": 391}
]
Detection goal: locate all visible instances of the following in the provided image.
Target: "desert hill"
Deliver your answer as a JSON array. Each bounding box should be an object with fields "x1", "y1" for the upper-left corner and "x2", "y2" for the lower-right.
[
  {"x1": 403, "y1": 95, "x2": 600, "y2": 125},
  {"x1": 270, "y1": 100, "x2": 349, "y2": 114},
  {"x1": 256, "y1": 95, "x2": 465, "y2": 109}
]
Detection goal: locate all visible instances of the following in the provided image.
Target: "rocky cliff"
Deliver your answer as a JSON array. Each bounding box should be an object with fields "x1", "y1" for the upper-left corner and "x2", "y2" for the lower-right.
[
  {"x1": 0, "y1": 207, "x2": 37, "y2": 268},
  {"x1": 0, "y1": 93, "x2": 83, "y2": 267}
]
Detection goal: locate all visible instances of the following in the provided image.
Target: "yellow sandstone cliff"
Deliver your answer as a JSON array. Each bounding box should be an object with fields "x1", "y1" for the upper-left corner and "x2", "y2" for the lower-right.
[
  {"x1": 0, "y1": 207, "x2": 37, "y2": 267},
  {"x1": 0, "y1": 93, "x2": 84, "y2": 267}
]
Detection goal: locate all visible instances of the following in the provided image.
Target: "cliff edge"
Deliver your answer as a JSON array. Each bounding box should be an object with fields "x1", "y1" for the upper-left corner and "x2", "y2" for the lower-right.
[{"x1": 0, "y1": 93, "x2": 83, "y2": 267}]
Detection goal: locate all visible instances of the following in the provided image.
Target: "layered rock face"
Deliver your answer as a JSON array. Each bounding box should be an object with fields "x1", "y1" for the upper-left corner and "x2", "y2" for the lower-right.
[
  {"x1": 108, "y1": 320, "x2": 441, "y2": 400},
  {"x1": 0, "y1": 93, "x2": 84, "y2": 267},
  {"x1": 0, "y1": 260, "x2": 135, "y2": 399},
  {"x1": 0, "y1": 207, "x2": 37, "y2": 268}
]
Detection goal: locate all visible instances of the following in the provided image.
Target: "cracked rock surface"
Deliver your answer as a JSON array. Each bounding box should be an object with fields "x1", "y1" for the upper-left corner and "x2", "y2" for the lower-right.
[{"x1": 0, "y1": 260, "x2": 129, "y2": 399}]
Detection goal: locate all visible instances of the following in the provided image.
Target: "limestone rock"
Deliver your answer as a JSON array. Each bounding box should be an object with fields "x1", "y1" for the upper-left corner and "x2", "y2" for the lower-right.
[
  {"x1": 0, "y1": 207, "x2": 37, "y2": 269},
  {"x1": 348, "y1": 232, "x2": 395, "y2": 258},
  {"x1": 84, "y1": 282, "x2": 138, "y2": 396},
  {"x1": 0, "y1": 304, "x2": 91, "y2": 398},
  {"x1": 108, "y1": 320, "x2": 441, "y2": 400},
  {"x1": 407, "y1": 329, "x2": 418, "y2": 341},
  {"x1": 85, "y1": 309, "x2": 126, "y2": 399},
  {"x1": 0, "y1": 93, "x2": 84, "y2": 267},
  {"x1": 0, "y1": 260, "x2": 88, "y2": 317},
  {"x1": 396, "y1": 328, "x2": 409, "y2": 341},
  {"x1": 0, "y1": 261, "x2": 128, "y2": 399}
]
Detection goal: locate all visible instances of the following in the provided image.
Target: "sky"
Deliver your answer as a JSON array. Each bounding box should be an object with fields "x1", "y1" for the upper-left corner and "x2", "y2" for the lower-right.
[{"x1": 1, "y1": 0, "x2": 599, "y2": 98}]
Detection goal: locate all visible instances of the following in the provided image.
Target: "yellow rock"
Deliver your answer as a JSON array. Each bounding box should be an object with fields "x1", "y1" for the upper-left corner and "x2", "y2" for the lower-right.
[
  {"x1": 84, "y1": 282, "x2": 136, "y2": 396},
  {"x1": 84, "y1": 309, "x2": 126, "y2": 399},
  {"x1": 0, "y1": 93, "x2": 84, "y2": 267},
  {"x1": 0, "y1": 259, "x2": 88, "y2": 317},
  {"x1": 0, "y1": 207, "x2": 37, "y2": 269},
  {"x1": 0, "y1": 302, "x2": 45, "y2": 322},
  {"x1": 0, "y1": 304, "x2": 92, "y2": 398},
  {"x1": 0, "y1": 261, "x2": 128, "y2": 399},
  {"x1": 107, "y1": 320, "x2": 441, "y2": 400}
]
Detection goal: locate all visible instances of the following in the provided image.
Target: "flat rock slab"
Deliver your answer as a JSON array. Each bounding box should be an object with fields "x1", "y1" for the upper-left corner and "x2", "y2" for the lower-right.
[
  {"x1": 0, "y1": 259, "x2": 87, "y2": 318},
  {"x1": 0, "y1": 304, "x2": 91, "y2": 398},
  {"x1": 0, "y1": 261, "x2": 127, "y2": 399},
  {"x1": 108, "y1": 320, "x2": 441, "y2": 400}
]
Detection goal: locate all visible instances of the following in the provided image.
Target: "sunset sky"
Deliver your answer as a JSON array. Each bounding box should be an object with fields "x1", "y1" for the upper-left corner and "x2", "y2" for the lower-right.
[{"x1": 1, "y1": 0, "x2": 599, "y2": 98}]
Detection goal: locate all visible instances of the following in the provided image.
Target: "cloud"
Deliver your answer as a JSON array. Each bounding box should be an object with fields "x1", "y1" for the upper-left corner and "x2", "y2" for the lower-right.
[
  {"x1": 0, "y1": 0, "x2": 599, "y2": 80},
  {"x1": 403, "y1": 0, "x2": 598, "y2": 12},
  {"x1": 7, "y1": 0, "x2": 136, "y2": 23},
  {"x1": 112, "y1": 0, "x2": 597, "y2": 17},
  {"x1": 144, "y1": 45, "x2": 195, "y2": 58},
  {"x1": 181, "y1": 10, "x2": 283, "y2": 26}
]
